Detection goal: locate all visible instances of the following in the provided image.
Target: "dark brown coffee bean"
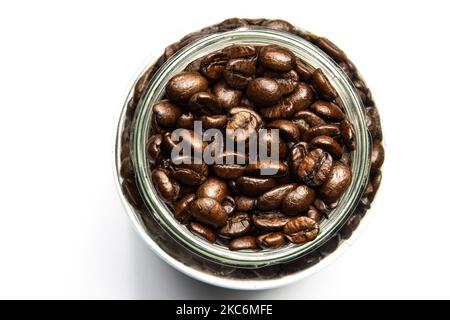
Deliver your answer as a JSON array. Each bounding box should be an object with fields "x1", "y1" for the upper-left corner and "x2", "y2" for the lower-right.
[
  {"x1": 283, "y1": 216, "x2": 319, "y2": 244},
  {"x1": 218, "y1": 212, "x2": 251, "y2": 238},
  {"x1": 340, "y1": 214, "x2": 361, "y2": 240},
  {"x1": 257, "y1": 232, "x2": 286, "y2": 248},
  {"x1": 152, "y1": 169, "x2": 180, "y2": 202},
  {"x1": 229, "y1": 235, "x2": 258, "y2": 251},
  {"x1": 252, "y1": 211, "x2": 290, "y2": 230},
  {"x1": 306, "y1": 205, "x2": 322, "y2": 222},
  {"x1": 226, "y1": 107, "x2": 262, "y2": 143},
  {"x1": 309, "y1": 135, "x2": 343, "y2": 159},
  {"x1": 318, "y1": 161, "x2": 352, "y2": 203},
  {"x1": 236, "y1": 176, "x2": 277, "y2": 197},
  {"x1": 304, "y1": 124, "x2": 340, "y2": 141},
  {"x1": 261, "y1": 19, "x2": 294, "y2": 32},
  {"x1": 176, "y1": 113, "x2": 195, "y2": 130},
  {"x1": 212, "y1": 82, "x2": 242, "y2": 111},
  {"x1": 258, "y1": 129, "x2": 288, "y2": 160},
  {"x1": 294, "y1": 110, "x2": 326, "y2": 127},
  {"x1": 120, "y1": 156, "x2": 134, "y2": 180},
  {"x1": 245, "y1": 160, "x2": 288, "y2": 177},
  {"x1": 189, "y1": 221, "x2": 217, "y2": 243},
  {"x1": 290, "y1": 142, "x2": 309, "y2": 173},
  {"x1": 171, "y1": 159, "x2": 208, "y2": 186},
  {"x1": 146, "y1": 134, "x2": 163, "y2": 163},
  {"x1": 257, "y1": 183, "x2": 297, "y2": 211},
  {"x1": 315, "y1": 37, "x2": 347, "y2": 62},
  {"x1": 222, "y1": 44, "x2": 257, "y2": 58},
  {"x1": 338, "y1": 61, "x2": 354, "y2": 79},
  {"x1": 310, "y1": 100, "x2": 345, "y2": 121},
  {"x1": 246, "y1": 78, "x2": 283, "y2": 107},
  {"x1": 200, "y1": 51, "x2": 228, "y2": 79},
  {"x1": 339, "y1": 119, "x2": 355, "y2": 150},
  {"x1": 196, "y1": 177, "x2": 228, "y2": 203},
  {"x1": 173, "y1": 193, "x2": 195, "y2": 224},
  {"x1": 267, "y1": 120, "x2": 300, "y2": 141},
  {"x1": 166, "y1": 129, "x2": 206, "y2": 155},
  {"x1": 189, "y1": 91, "x2": 222, "y2": 115},
  {"x1": 222, "y1": 195, "x2": 236, "y2": 215},
  {"x1": 200, "y1": 114, "x2": 227, "y2": 129},
  {"x1": 294, "y1": 58, "x2": 314, "y2": 81},
  {"x1": 366, "y1": 106, "x2": 382, "y2": 140},
  {"x1": 223, "y1": 57, "x2": 257, "y2": 89},
  {"x1": 259, "y1": 45, "x2": 294, "y2": 72},
  {"x1": 371, "y1": 140, "x2": 385, "y2": 174},
  {"x1": 212, "y1": 164, "x2": 246, "y2": 179},
  {"x1": 189, "y1": 197, "x2": 228, "y2": 228},
  {"x1": 297, "y1": 148, "x2": 333, "y2": 187},
  {"x1": 234, "y1": 196, "x2": 256, "y2": 212},
  {"x1": 166, "y1": 71, "x2": 209, "y2": 103},
  {"x1": 371, "y1": 170, "x2": 382, "y2": 199},
  {"x1": 314, "y1": 198, "x2": 334, "y2": 217},
  {"x1": 152, "y1": 100, "x2": 182, "y2": 127},
  {"x1": 282, "y1": 185, "x2": 316, "y2": 215},
  {"x1": 312, "y1": 68, "x2": 338, "y2": 101}
]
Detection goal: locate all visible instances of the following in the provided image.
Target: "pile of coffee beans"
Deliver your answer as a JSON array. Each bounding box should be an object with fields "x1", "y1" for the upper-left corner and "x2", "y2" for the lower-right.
[{"x1": 145, "y1": 43, "x2": 356, "y2": 251}]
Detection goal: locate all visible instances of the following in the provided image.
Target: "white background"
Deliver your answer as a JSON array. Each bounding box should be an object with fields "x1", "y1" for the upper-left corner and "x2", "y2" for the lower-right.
[{"x1": 1, "y1": 0, "x2": 449, "y2": 299}]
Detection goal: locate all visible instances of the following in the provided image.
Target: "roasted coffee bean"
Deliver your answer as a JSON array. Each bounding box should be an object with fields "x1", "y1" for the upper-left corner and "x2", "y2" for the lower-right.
[
  {"x1": 245, "y1": 160, "x2": 288, "y2": 177},
  {"x1": 312, "y1": 69, "x2": 338, "y2": 101},
  {"x1": 152, "y1": 100, "x2": 182, "y2": 127},
  {"x1": 236, "y1": 176, "x2": 277, "y2": 197},
  {"x1": 152, "y1": 169, "x2": 180, "y2": 202},
  {"x1": 257, "y1": 232, "x2": 286, "y2": 248},
  {"x1": 297, "y1": 148, "x2": 333, "y2": 187},
  {"x1": 257, "y1": 183, "x2": 297, "y2": 211},
  {"x1": 189, "y1": 221, "x2": 217, "y2": 243},
  {"x1": 310, "y1": 100, "x2": 345, "y2": 121},
  {"x1": 222, "y1": 44, "x2": 257, "y2": 58},
  {"x1": 229, "y1": 235, "x2": 258, "y2": 251},
  {"x1": 340, "y1": 119, "x2": 356, "y2": 150},
  {"x1": 218, "y1": 212, "x2": 251, "y2": 237},
  {"x1": 189, "y1": 91, "x2": 222, "y2": 115},
  {"x1": 257, "y1": 129, "x2": 288, "y2": 161},
  {"x1": 223, "y1": 57, "x2": 257, "y2": 89},
  {"x1": 166, "y1": 71, "x2": 209, "y2": 103},
  {"x1": 212, "y1": 81, "x2": 242, "y2": 110},
  {"x1": 234, "y1": 196, "x2": 256, "y2": 212},
  {"x1": 226, "y1": 107, "x2": 262, "y2": 142},
  {"x1": 146, "y1": 134, "x2": 163, "y2": 162},
  {"x1": 304, "y1": 124, "x2": 340, "y2": 141},
  {"x1": 365, "y1": 106, "x2": 382, "y2": 139},
  {"x1": 173, "y1": 193, "x2": 196, "y2": 223},
  {"x1": 261, "y1": 19, "x2": 294, "y2": 32},
  {"x1": 171, "y1": 159, "x2": 209, "y2": 186},
  {"x1": 222, "y1": 195, "x2": 236, "y2": 215},
  {"x1": 282, "y1": 185, "x2": 316, "y2": 215},
  {"x1": 294, "y1": 58, "x2": 314, "y2": 81},
  {"x1": 340, "y1": 213, "x2": 361, "y2": 240},
  {"x1": 309, "y1": 135, "x2": 343, "y2": 159},
  {"x1": 294, "y1": 110, "x2": 326, "y2": 127},
  {"x1": 200, "y1": 51, "x2": 228, "y2": 79},
  {"x1": 200, "y1": 114, "x2": 228, "y2": 129},
  {"x1": 189, "y1": 197, "x2": 228, "y2": 228},
  {"x1": 212, "y1": 164, "x2": 246, "y2": 179},
  {"x1": 318, "y1": 161, "x2": 352, "y2": 203},
  {"x1": 264, "y1": 70, "x2": 299, "y2": 95},
  {"x1": 252, "y1": 211, "x2": 290, "y2": 230},
  {"x1": 283, "y1": 216, "x2": 320, "y2": 244},
  {"x1": 371, "y1": 140, "x2": 385, "y2": 174},
  {"x1": 314, "y1": 198, "x2": 336, "y2": 217},
  {"x1": 306, "y1": 205, "x2": 322, "y2": 222},
  {"x1": 120, "y1": 156, "x2": 134, "y2": 180},
  {"x1": 315, "y1": 37, "x2": 347, "y2": 62},
  {"x1": 267, "y1": 120, "x2": 300, "y2": 141},
  {"x1": 290, "y1": 142, "x2": 309, "y2": 173},
  {"x1": 246, "y1": 78, "x2": 283, "y2": 107},
  {"x1": 259, "y1": 45, "x2": 294, "y2": 72},
  {"x1": 176, "y1": 112, "x2": 195, "y2": 130},
  {"x1": 196, "y1": 177, "x2": 228, "y2": 203}
]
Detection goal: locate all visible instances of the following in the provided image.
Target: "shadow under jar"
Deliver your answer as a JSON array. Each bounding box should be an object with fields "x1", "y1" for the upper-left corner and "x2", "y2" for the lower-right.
[{"x1": 115, "y1": 18, "x2": 384, "y2": 290}]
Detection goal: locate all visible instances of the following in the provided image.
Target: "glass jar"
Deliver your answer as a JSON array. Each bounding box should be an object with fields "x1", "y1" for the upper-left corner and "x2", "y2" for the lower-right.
[{"x1": 114, "y1": 18, "x2": 384, "y2": 289}]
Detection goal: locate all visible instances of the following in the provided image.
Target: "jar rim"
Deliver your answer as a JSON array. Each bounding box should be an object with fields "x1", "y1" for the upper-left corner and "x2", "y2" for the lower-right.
[{"x1": 131, "y1": 27, "x2": 371, "y2": 267}]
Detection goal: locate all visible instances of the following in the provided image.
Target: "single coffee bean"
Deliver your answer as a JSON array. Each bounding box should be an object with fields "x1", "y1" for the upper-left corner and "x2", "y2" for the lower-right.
[
  {"x1": 267, "y1": 120, "x2": 300, "y2": 141},
  {"x1": 218, "y1": 212, "x2": 251, "y2": 238},
  {"x1": 146, "y1": 134, "x2": 163, "y2": 162},
  {"x1": 223, "y1": 57, "x2": 257, "y2": 89},
  {"x1": 171, "y1": 159, "x2": 209, "y2": 186},
  {"x1": 297, "y1": 148, "x2": 333, "y2": 187},
  {"x1": 196, "y1": 177, "x2": 228, "y2": 203},
  {"x1": 315, "y1": 37, "x2": 347, "y2": 62},
  {"x1": 222, "y1": 195, "x2": 236, "y2": 215},
  {"x1": 236, "y1": 176, "x2": 278, "y2": 197},
  {"x1": 189, "y1": 221, "x2": 217, "y2": 243},
  {"x1": 314, "y1": 198, "x2": 333, "y2": 217},
  {"x1": 340, "y1": 119, "x2": 356, "y2": 151},
  {"x1": 176, "y1": 112, "x2": 195, "y2": 130},
  {"x1": 173, "y1": 193, "x2": 196, "y2": 224},
  {"x1": 365, "y1": 106, "x2": 382, "y2": 139},
  {"x1": 310, "y1": 100, "x2": 345, "y2": 121},
  {"x1": 246, "y1": 78, "x2": 283, "y2": 107},
  {"x1": 257, "y1": 232, "x2": 286, "y2": 248},
  {"x1": 229, "y1": 235, "x2": 258, "y2": 251},
  {"x1": 222, "y1": 44, "x2": 257, "y2": 58},
  {"x1": 294, "y1": 58, "x2": 314, "y2": 81},
  {"x1": 371, "y1": 140, "x2": 385, "y2": 174},
  {"x1": 189, "y1": 91, "x2": 222, "y2": 115},
  {"x1": 234, "y1": 195, "x2": 256, "y2": 212},
  {"x1": 312, "y1": 68, "x2": 338, "y2": 101},
  {"x1": 212, "y1": 81, "x2": 242, "y2": 110},
  {"x1": 309, "y1": 135, "x2": 343, "y2": 159},
  {"x1": 282, "y1": 185, "x2": 316, "y2": 215},
  {"x1": 166, "y1": 71, "x2": 209, "y2": 103},
  {"x1": 212, "y1": 164, "x2": 246, "y2": 179},
  {"x1": 245, "y1": 160, "x2": 288, "y2": 177},
  {"x1": 304, "y1": 124, "x2": 340, "y2": 141},
  {"x1": 261, "y1": 19, "x2": 294, "y2": 32},
  {"x1": 318, "y1": 161, "x2": 352, "y2": 203},
  {"x1": 200, "y1": 51, "x2": 228, "y2": 79},
  {"x1": 294, "y1": 110, "x2": 326, "y2": 127},
  {"x1": 290, "y1": 141, "x2": 309, "y2": 173},
  {"x1": 200, "y1": 114, "x2": 228, "y2": 129},
  {"x1": 189, "y1": 197, "x2": 228, "y2": 228},
  {"x1": 259, "y1": 45, "x2": 294, "y2": 72},
  {"x1": 226, "y1": 107, "x2": 262, "y2": 143},
  {"x1": 152, "y1": 100, "x2": 182, "y2": 127},
  {"x1": 283, "y1": 216, "x2": 320, "y2": 244},
  {"x1": 257, "y1": 183, "x2": 298, "y2": 211},
  {"x1": 306, "y1": 205, "x2": 322, "y2": 222},
  {"x1": 152, "y1": 169, "x2": 180, "y2": 202},
  {"x1": 252, "y1": 211, "x2": 291, "y2": 230}
]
